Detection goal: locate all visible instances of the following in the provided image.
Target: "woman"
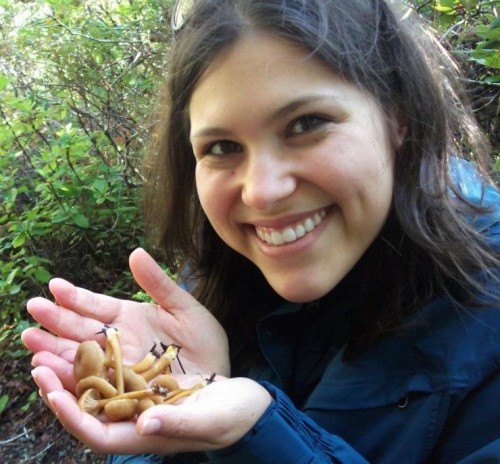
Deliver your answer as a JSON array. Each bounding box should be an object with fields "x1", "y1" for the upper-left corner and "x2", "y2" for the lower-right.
[{"x1": 23, "y1": 0, "x2": 500, "y2": 462}]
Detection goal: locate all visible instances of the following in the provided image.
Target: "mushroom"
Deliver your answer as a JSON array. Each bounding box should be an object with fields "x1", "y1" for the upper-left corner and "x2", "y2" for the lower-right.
[
  {"x1": 164, "y1": 374, "x2": 215, "y2": 405},
  {"x1": 127, "y1": 352, "x2": 157, "y2": 374},
  {"x1": 101, "y1": 327, "x2": 124, "y2": 395},
  {"x1": 110, "y1": 367, "x2": 148, "y2": 393},
  {"x1": 152, "y1": 374, "x2": 179, "y2": 392},
  {"x1": 78, "y1": 388, "x2": 162, "y2": 416},
  {"x1": 73, "y1": 340, "x2": 106, "y2": 381},
  {"x1": 75, "y1": 375, "x2": 117, "y2": 398},
  {"x1": 137, "y1": 398, "x2": 155, "y2": 415},
  {"x1": 104, "y1": 399, "x2": 139, "y2": 422},
  {"x1": 73, "y1": 331, "x2": 216, "y2": 421},
  {"x1": 142, "y1": 344, "x2": 181, "y2": 381}
]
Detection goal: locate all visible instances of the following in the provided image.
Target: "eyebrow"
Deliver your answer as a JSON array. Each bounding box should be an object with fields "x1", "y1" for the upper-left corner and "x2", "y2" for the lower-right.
[{"x1": 190, "y1": 94, "x2": 334, "y2": 139}]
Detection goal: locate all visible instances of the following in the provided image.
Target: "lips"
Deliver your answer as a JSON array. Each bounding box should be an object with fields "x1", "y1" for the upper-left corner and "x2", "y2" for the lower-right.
[{"x1": 255, "y1": 208, "x2": 328, "y2": 246}]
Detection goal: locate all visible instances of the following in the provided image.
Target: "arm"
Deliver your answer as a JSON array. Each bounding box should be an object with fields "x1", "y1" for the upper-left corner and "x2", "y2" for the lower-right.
[{"x1": 207, "y1": 382, "x2": 369, "y2": 464}]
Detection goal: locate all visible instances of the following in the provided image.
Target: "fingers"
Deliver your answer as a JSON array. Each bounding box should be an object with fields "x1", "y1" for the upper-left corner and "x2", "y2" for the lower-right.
[
  {"x1": 22, "y1": 327, "x2": 79, "y2": 359},
  {"x1": 49, "y1": 278, "x2": 122, "y2": 322},
  {"x1": 129, "y1": 248, "x2": 202, "y2": 315},
  {"x1": 26, "y1": 295, "x2": 115, "y2": 343},
  {"x1": 32, "y1": 351, "x2": 77, "y2": 392}
]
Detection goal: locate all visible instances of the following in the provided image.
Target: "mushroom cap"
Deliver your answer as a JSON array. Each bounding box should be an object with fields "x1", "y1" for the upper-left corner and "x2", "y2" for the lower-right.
[
  {"x1": 137, "y1": 398, "x2": 156, "y2": 415},
  {"x1": 104, "y1": 399, "x2": 138, "y2": 422},
  {"x1": 78, "y1": 388, "x2": 103, "y2": 416},
  {"x1": 76, "y1": 376, "x2": 117, "y2": 399},
  {"x1": 74, "y1": 340, "x2": 106, "y2": 381},
  {"x1": 111, "y1": 368, "x2": 147, "y2": 392},
  {"x1": 152, "y1": 374, "x2": 179, "y2": 392}
]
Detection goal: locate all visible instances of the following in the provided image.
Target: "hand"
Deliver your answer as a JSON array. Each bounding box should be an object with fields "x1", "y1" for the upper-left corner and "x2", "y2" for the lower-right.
[
  {"x1": 31, "y1": 367, "x2": 272, "y2": 455},
  {"x1": 22, "y1": 248, "x2": 230, "y2": 397}
]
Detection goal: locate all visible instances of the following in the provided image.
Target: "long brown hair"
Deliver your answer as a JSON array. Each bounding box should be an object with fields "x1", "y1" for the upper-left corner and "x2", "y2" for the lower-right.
[{"x1": 143, "y1": 0, "x2": 498, "y2": 356}]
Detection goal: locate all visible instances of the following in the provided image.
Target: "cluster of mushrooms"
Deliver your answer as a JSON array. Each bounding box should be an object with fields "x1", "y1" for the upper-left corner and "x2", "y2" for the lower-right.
[{"x1": 74, "y1": 326, "x2": 213, "y2": 422}]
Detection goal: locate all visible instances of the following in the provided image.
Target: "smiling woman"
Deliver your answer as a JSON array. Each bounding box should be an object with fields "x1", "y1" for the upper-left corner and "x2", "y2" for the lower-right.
[
  {"x1": 190, "y1": 34, "x2": 400, "y2": 303},
  {"x1": 22, "y1": 1, "x2": 500, "y2": 463}
]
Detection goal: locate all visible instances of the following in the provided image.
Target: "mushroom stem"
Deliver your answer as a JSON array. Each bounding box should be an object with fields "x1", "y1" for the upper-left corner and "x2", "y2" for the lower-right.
[
  {"x1": 164, "y1": 389, "x2": 197, "y2": 405},
  {"x1": 142, "y1": 344, "x2": 181, "y2": 381},
  {"x1": 104, "y1": 388, "x2": 159, "y2": 403},
  {"x1": 76, "y1": 375, "x2": 117, "y2": 398},
  {"x1": 128, "y1": 352, "x2": 157, "y2": 373},
  {"x1": 162, "y1": 377, "x2": 211, "y2": 405},
  {"x1": 105, "y1": 327, "x2": 124, "y2": 395}
]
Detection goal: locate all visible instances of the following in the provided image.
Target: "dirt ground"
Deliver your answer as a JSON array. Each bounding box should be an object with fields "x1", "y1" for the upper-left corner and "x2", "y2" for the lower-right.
[{"x1": 0, "y1": 353, "x2": 106, "y2": 464}]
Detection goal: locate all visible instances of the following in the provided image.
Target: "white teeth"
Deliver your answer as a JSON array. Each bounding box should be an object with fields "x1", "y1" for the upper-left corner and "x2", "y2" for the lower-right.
[
  {"x1": 295, "y1": 224, "x2": 305, "y2": 238},
  {"x1": 255, "y1": 209, "x2": 327, "y2": 247},
  {"x1": 282, "y1": 227, "x2": 296, "y2": 243},
  {"x1": 304, "y1": 218, "x2": 315, "y2": 232},
  {"x1": 271, "y1": 231, "x2": 284, "y2": 245}
]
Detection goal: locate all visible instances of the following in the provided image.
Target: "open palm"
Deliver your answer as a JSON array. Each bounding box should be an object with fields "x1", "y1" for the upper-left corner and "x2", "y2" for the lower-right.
[{"x1": 22, "y1": 248, "x2": 230, "y2": 395}]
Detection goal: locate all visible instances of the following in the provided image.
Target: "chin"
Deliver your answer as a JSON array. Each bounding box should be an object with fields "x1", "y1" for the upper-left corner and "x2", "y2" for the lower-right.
[{"x1": 271, "y1": 280, "x2": 337, "y2": 304}]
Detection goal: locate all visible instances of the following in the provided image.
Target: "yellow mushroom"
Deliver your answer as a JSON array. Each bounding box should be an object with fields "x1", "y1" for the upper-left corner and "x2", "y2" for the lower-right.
[
  {"x1": 73, "y1": 340, "x2": 106, "y2": 381},
  {"x1": 152, "y1": 374, "x2": 179, "y2": 392},
  {"x1": 142, "y1": 344, "x2": 181, "y2": 381},
  {"x1": 102, "y1": 327, "x2": 124, "y2": 395},
  {"x1": 127, "y1": 352, "x2": 157, "y2": 374},
  {"x1": 104, "y1": 399, "x2": 139, "y2": 422},
  {"x1": 163, "y1": 374, "x2": 215, "y2": 405},
  {"x1": 78, "y1": 388, "x2": 162, "y2": 416},
  {"x1": 75, "y1": 375, "x2": 117, "y2": 398},
  {"x1": 110, "y1": 367, "x2": 148, "y2": 393}
]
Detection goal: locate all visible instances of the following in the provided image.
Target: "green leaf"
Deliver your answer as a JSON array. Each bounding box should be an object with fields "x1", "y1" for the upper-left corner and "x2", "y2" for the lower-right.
[
  {"x1": 5, "y1": 268, "x2": 18, "y2": 285},
  {"x1": 92, "y1": 178, "x2": 108, "y2": 193},
  {"x1": 471, "y1": 48, "x2": 500, "y2": 69},
  {"x1": 9, "y1": 285, "x2": 21, "y2": 295},
  {"x1": 0, "y1": 394, "x2": 9, "y2": 416},
  {"x1": 0, "y1": 75, "x2": 11, "y2": 91},
  {"x1": 34, "y1": 267, "x2": 52, "y2": 283},
  {"x1": 12, "y1": 232, "x2": 27, "y2": 248},
  {"x1": 21, "y1": 391, "x2": 38, "y2": 412},
  {"x1": 70, "y1": 211, "x2": 90, "y2": 228}
]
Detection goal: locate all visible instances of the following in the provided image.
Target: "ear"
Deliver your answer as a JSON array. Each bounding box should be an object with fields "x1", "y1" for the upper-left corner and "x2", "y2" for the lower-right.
[{"x1": 388, "y1": 107, "x2": 408, "y2": 150}]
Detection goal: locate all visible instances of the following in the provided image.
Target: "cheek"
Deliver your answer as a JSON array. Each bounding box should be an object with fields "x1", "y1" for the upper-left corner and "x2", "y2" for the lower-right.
[{"x1": 195, "y1": 166, "x2": 234, "y2": 228}]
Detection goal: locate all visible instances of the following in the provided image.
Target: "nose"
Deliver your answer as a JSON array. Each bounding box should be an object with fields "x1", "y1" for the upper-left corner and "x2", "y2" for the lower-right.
[{"x1": 240, "y1": 149, "x2": 297, "y2": 211}]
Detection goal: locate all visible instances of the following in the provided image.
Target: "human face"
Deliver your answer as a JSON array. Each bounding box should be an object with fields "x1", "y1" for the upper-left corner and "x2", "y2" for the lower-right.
[{"x1": 189, "y1": 34, "x2": 404, "y2": 303}]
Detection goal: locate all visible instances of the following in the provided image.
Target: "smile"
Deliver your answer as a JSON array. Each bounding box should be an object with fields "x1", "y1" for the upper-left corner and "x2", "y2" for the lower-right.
[{"x1": 255, "y1": 208, "x2": 328, "y2": 246}]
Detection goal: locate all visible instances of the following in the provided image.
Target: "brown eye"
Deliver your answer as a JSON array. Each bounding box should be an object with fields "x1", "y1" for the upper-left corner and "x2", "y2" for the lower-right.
[
  {"x1": 289, "y1": 115, "x2": 328, "y2": 135},
  {"x1": 207, "y1": 140, "x2": 241, "y2": 156}
]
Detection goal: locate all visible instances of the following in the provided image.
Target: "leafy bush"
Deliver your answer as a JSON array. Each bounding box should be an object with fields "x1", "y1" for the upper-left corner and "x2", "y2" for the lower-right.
[
  {"x1": 408, "y1": 0, "x2": 499, "y2": 162},
  {"x1": 0, "y1": 0, "x2": 173, "y2": 342}
]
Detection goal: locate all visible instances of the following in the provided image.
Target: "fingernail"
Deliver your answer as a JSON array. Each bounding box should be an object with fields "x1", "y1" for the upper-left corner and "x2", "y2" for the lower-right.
[{"x1": 141, "y1": 418, "x2": 161, "y2": 436}]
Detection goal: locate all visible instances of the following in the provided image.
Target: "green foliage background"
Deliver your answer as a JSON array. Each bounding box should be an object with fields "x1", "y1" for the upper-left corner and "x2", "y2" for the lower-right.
[
  {"x1": 0, "y1": 0, "x2": 498, "y2": 411},
  {"x1": 0, "y1": 0, "x2": 174, "y2": 354}
]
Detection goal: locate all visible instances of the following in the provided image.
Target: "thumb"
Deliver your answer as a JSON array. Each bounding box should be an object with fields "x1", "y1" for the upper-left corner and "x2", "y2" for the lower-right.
[{"x1": 128, "y1": 248, "x2": 202, "y2": 314}]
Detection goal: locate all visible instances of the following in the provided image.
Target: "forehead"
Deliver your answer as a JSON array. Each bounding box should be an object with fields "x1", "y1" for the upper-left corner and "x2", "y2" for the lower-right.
[
  {"x1": 188, "y1": 33, "x2": 381, "y2": 135},
  {"x1": 188, "y1": 34, "x2": 349, "y2": 122}
]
